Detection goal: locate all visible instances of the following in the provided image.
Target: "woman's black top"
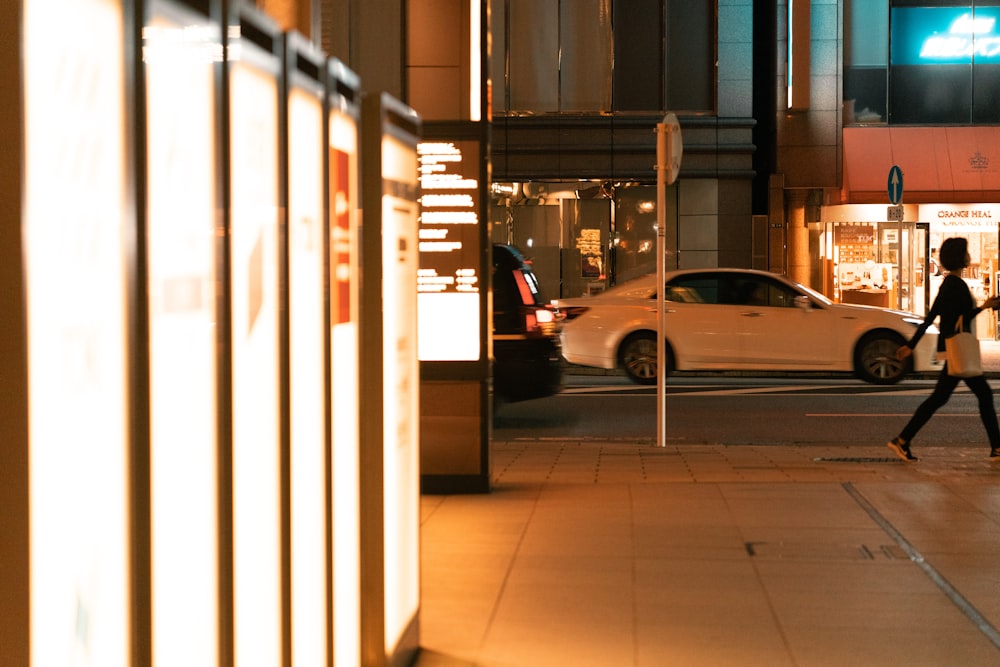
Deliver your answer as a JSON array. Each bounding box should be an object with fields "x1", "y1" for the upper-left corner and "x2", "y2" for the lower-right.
[{"x1": 907, "y1": 273, "x2": 983, "y2": 353}]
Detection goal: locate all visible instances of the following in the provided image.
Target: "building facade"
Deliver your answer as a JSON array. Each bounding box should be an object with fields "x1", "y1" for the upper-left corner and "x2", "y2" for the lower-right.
[
  {"x1": 779, "y1": 0, "x2": 1000, "y2": 339},
  {"x1": 486, "y1": 0, "x2": 758, "y2": 300}
]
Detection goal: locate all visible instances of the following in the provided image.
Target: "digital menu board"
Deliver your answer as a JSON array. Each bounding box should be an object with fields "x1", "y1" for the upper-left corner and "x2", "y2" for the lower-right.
[
  {"x1": 417, "y1": 140, "x2": 482, "y2": 361},
  {"x1": 143, "y1": 2, "x2": 221, "y2": 664},
  {"x1": 23, "y1": 0, "x2": 130, "y2": 663}
]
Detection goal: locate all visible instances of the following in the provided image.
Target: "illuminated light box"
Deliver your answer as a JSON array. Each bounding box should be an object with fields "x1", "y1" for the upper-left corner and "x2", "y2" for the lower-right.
[
  {"x1": 360, "y1": 92, "x2": 422, "y2": 667},
  {"x1": 227, "y1": 8, "x2": 284, "y2": 665},
  {"x1": 284, "y1": 31, "x2": 327, "y2": 667},
  {"x1": 892, "y1": 6, "x2": 1000, "y2": 65},
  {"x1": 143, "y1": 1, "x2": 221, "y2": 664},
  {"x1": 327, "y1": 57, "x2": 364, "y2": 667},
  {"x1": 23, "y1": 0, "x2": 130, "y2": 663}
]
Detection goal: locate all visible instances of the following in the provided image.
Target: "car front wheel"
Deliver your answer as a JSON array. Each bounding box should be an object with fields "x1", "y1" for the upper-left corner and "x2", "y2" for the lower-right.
[
  {"x1": 855, "y1": 331, "x2": 908, "y2": 385},
  {"x1": 619, "y1": 332, "x2": 669, "y2": 385}
]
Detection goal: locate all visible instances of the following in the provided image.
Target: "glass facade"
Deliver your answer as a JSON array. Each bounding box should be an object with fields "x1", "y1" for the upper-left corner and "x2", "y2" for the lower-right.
[
  {"x1": 845, "y1": 0, "x2": 1000, "y2": 124},
  {"x1": 490, "y1": 182, "x2": 668, "y2": 300},
  {"x1": 493, "y1": 0, "x2": 714, "y2": 114}
]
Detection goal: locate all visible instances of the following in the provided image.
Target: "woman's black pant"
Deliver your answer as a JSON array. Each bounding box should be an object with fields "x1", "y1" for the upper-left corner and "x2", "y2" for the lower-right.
[{"x1": 898, "y1": 365, "x2": 1000, "y2": 449}]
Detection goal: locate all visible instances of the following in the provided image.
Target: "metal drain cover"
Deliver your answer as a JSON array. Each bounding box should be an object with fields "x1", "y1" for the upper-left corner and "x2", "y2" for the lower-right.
[
  {"x1": 814, "y1": 457, "x2": 899, "y2": 463},
  {"x1": 746, "y1": 541, "x2": 906, "y2": 561}
]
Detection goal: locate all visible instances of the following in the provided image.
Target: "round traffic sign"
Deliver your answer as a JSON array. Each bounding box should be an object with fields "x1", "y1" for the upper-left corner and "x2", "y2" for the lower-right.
[{"x1": 888, "y1": 165, "x2": 903, "y2": 205}]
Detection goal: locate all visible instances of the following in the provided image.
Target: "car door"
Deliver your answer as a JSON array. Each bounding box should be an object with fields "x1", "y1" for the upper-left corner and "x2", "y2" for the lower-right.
[
  {"x1": 732, "y1": 275, "x2": 838, "y2": 367},
  {"x1": 662, "y1": 273, "x2": 744, "y2": 366}
]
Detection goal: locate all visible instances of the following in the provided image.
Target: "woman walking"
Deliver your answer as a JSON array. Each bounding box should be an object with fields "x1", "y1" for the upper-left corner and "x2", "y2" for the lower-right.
[{"x1": 889, "y1": 237, "x2": 1000, "y2": 461}]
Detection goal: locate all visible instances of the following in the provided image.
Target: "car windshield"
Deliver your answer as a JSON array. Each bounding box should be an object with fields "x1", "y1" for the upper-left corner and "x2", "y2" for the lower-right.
[{"x1": 789, "y1": 279, "x2": 833, "y2": 305}]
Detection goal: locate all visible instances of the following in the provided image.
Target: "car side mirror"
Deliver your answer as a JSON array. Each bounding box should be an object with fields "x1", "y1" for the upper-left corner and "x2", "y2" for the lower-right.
[{"x1": 794, "y1": 295, "x2": 812, "y2": 310}]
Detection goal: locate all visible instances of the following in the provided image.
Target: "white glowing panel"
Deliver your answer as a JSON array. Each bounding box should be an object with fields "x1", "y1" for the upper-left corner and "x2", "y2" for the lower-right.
[
  {"x1": 23, "y1": 0, "x2": 129, "y2": 664},
  {"x1": 381, "y1": 133, "x2": 421, "y2": 653},
  {"x1": 416, "y1": 140, "x2": 481, "y2": 361},
  {"x1": 143, "y1": 6, "x2": 220, "y2": 665},
  {"x1": 288, "y1": 83, "x2": 326, "y2": 666},
  {"x1": 230, "y1": 51, "x2": 282, "y2": 666},
  {"x1": 469, "y1": 0, "x2": 481, "y2": 121},
  {"x1": 329, "y1": 108, "x2": 362, "y2": 667}
]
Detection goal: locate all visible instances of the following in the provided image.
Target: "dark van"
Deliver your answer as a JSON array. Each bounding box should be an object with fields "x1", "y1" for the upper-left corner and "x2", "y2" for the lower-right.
[{"x1": 492, "y1": 244, "x2": 563, "y2": 403}]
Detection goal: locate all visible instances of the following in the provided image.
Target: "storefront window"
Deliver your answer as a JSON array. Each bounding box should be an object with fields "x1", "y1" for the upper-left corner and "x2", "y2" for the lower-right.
[
  {"x1": 820, "y1": 205, "x2": 1000, "y2": 339},
  {"x1": 490, "y1": 181, "x2": 660, "y2": 300}
]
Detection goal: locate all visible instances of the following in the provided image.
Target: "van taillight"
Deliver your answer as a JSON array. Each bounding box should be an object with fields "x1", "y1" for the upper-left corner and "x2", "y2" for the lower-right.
[
  {"x1": 525, "y1": 306, "x2": 557, "y2": 335},
  {"x1": 512, "y1": 270, "x2": 535, "y2": 305}
]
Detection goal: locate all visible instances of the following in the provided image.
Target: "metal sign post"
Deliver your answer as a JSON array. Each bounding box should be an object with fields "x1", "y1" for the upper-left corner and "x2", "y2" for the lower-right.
[{"x1": 656, "y1": 113, "x2": 682, "y2": 449}]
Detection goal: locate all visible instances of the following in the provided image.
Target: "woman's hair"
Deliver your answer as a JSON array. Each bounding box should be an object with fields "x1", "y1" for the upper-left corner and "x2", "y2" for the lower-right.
[{"x1": 939, "y1": 237, "x2": 969, "y2": 272}]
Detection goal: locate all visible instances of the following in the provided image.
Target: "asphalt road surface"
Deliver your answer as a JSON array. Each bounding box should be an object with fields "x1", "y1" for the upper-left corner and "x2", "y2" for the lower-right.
[{"x1": 493, "y1": 375, "x2": 1000, "y2": 449}]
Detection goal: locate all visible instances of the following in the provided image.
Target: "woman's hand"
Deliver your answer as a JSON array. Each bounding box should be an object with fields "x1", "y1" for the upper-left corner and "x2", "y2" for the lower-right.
[
  {"x1": 896, "y1": 345, "x2": 913, "y2": 361},
  {"x1": 986, "y1": 296, "x2": 1000, "y2": 310}
]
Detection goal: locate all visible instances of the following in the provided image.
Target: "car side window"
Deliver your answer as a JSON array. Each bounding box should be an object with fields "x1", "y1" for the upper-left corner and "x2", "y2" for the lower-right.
[
  {"x1": 733, "y1": 278, "x2": 767, "y2": 306},
  {"x1": 731, "y1": 277, "x2": 797, "y2": 307},
  {"x1": 663, "y1": 276, "x2": 721, "y2": 304},
  {"x1": 762, "y1": 279, "x2": 800, "y2": 308}
]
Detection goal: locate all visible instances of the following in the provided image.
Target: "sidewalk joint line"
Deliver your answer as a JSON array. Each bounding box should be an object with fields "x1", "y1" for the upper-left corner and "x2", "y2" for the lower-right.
[{"x1": 843, "y1": 482, "x2": 1000, "y2": 650}]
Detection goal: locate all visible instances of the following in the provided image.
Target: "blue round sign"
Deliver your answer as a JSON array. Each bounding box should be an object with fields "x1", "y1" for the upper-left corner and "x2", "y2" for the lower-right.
[{"x1": 888, "y1": 165, "x2": 904, "y2": 205}]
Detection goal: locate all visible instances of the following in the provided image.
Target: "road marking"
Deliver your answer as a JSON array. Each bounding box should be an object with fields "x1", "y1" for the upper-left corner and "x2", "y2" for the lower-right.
[
  {"x1": 560, "y1": 385, "x2": 657, "y2": 394},
  {"x1": 560, "y1": 384, "x2": 987, "y2": 398},
  {"x1": 807, "y1": 413, "x2": 975, "y2": 417},
  {"x1": 680, "y1": 384, "x2": 843, "y2": 396}
]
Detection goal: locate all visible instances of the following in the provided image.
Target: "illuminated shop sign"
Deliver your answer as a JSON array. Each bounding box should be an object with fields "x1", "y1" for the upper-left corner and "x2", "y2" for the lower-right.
[
  {"x1": 417, "y1": 141, "x2": 481, "y2": 361},
  {"x1": 921, "y1": 204, "x2": 1000, "y2": 231},
  {"x1": 892, "y1": 7, "x2": 1000, "y2": 65}
]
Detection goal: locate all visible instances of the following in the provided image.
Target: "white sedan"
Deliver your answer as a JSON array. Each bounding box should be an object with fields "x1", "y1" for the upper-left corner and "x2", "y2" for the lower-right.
[{"x1": 554, "y1": 268, "x2": 940, "y2": 385}]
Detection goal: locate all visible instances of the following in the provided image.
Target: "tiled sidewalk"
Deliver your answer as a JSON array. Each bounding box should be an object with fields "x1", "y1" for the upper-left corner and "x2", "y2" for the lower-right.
[{"x1": 417, "y1": 441, "x2": 1000, "y2": 666}]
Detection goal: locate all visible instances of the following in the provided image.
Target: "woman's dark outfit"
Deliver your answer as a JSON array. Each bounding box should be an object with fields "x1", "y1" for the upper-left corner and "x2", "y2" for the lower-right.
[{"x1": 897, "y1": 273, "x2": 1000, "y2": 450}]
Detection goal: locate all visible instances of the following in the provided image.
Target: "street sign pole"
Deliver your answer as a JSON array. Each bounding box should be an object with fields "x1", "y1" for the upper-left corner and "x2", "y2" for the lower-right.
[{"x1": 656, "y1": 114, "x2": 682, "y2": 449}]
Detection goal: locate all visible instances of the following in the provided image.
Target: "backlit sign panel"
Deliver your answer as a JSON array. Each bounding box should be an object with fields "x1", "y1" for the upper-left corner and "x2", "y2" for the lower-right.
[
  {"x1": 328, "y1": 60, "x2": 363, "y2": 667},
  {"x1": 229, "y1": 21, "x2": 282, "y2": 666},
  {"x1": 287, "y1": 37, "x2": 326, "y2": 667},
  {"x1": 143, "y1": 3, "x2": 220, "y2": 664},
  {"x1": 360, "y1": 93, "x2": 421, "y2": 664},
  {"x1": 417, "y1": 140, "x2": 481, "y2": 361},
  {"x1": 381, "y1": 130, "x2": 421, "y2": 657},
  {"x1": 23, "y1": 0, "x2": 130, "y2": 664},
  {"x1": 892, "y1": 6, "x2": 1000, "y2": 64}
]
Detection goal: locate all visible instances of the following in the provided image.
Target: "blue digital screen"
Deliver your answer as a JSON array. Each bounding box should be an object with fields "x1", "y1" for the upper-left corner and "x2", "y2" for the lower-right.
[{"x1": 891, "y1": 6, "x2": 1000, "y2": 65}]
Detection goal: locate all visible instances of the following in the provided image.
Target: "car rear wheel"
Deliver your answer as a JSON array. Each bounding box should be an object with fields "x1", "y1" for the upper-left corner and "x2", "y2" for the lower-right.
[
  {"x1": 855, "y1": 331, "x2": 908, "y2": 385},
  {"x1": 619, "y1": 332, "x2": 669, "y2": 385}
]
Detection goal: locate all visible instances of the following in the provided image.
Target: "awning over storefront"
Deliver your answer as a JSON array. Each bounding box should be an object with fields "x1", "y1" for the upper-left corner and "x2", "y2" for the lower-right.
[{"x1": 843, "y1": 126, "x2": 1000, "y2": 204}]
